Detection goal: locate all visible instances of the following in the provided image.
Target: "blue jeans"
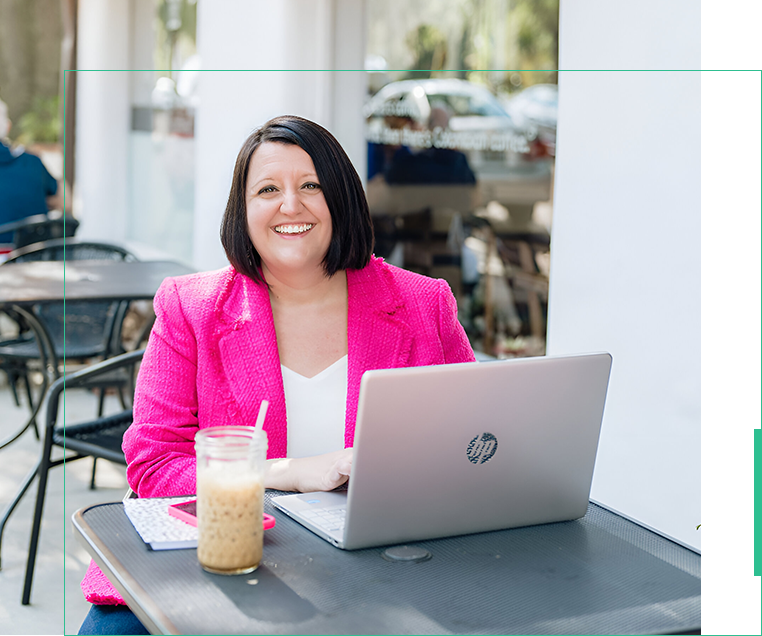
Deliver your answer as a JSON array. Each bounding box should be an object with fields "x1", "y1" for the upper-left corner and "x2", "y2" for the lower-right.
[{"x1": 78, "y1": 604, "x2": 149, "y2": 635}]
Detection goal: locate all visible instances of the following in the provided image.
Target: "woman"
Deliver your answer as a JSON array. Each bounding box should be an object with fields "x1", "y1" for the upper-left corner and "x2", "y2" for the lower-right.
[{"x1": 79, "y1": 115, "x2": 474, "y2": 634}]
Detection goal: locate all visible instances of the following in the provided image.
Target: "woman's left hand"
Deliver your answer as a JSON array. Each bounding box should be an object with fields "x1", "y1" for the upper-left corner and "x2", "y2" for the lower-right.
[{"x1": 265, "y1": 448, "x2": 353, "y2": 492}]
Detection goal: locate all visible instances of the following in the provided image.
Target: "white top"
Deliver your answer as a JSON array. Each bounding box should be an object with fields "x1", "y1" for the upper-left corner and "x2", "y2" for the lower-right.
[{"x1": 281, "y1": 355, "x2": 348, "y2": 459}]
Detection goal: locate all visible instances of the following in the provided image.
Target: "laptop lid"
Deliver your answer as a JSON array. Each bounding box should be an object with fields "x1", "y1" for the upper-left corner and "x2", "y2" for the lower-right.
[{"x1": 338, "y1": 352, "x2": 612, "y2": 549}]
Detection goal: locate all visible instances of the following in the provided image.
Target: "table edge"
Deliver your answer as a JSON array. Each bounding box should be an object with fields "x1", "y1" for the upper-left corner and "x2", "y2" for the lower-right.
[
  {"x1": 0, "y1": 260, "x2": 196, "y2": 306},
  {"x1": 72, "y1": 503, "x2": 178, "y2": 636}
]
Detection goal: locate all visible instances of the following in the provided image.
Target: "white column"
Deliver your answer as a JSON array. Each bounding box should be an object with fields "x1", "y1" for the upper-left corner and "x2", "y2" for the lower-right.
[
  {"x1": 551, "y1": 68, "x2": 701, "y2": 552},
  {"x1": 193, "y1": 0, "x2": 367, "y2": 271},
  {"x1": 331, "y1": 0, "x2": 368, "y2": 186},
  {"x1": 74, "y1": 0, "x2": 131, "y2": 243},
  {"x1": 553, "y1": 4, "x2": 760, "y2": 628}
]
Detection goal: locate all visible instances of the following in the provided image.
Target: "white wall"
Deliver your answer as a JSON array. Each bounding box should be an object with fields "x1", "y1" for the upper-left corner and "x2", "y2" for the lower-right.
[
  {"x1": 550, "y1": 70, "x2": 701, "y2": 550},
  {"x1": 550, "y1": 1, "x2": 701, "y2": 548},
  {"x1": 193, "y1": 0, "x2": 367, "y2": 271}
]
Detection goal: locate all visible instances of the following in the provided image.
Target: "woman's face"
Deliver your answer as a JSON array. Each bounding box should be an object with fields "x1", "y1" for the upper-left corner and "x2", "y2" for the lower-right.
[{"x1": 245, "y1": 142, "x2": 332, "y2": 279}]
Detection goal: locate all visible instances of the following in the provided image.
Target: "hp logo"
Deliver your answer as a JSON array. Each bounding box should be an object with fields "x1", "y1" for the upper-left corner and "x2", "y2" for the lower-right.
[{"x1": 466, "y1": 433, "x2": 498, "y2": 464}]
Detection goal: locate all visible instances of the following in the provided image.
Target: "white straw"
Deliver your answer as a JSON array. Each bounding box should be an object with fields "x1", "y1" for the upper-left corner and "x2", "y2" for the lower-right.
[{"x1": 254, "y1": 399, "x2": 269, "y2": 431}]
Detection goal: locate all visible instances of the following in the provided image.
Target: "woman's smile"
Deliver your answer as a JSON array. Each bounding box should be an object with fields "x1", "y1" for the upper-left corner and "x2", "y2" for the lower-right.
[{"x1": 273, "y1": 223, "x2": 315, "y2": 235}]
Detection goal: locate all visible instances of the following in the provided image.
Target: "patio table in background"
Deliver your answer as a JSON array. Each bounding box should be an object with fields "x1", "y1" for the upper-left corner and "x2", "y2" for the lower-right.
[
  {"x1": 0, "y1": 259, "x2": 194, "y2": 447},
  {"x1": 0, "y1": 259, "x2": 195, "y2": 596}
]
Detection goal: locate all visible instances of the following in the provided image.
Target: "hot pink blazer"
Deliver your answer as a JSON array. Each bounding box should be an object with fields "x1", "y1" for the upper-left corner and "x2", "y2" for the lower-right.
[{"x1": 82, "y1": 256, "x2": 475, "y2": 604}]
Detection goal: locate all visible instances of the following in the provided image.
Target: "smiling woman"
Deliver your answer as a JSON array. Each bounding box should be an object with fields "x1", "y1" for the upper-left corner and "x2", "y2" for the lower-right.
[
  {"x1": 220, "y1": 117, "x2": 376, "y2": 382},
  {"x1": 221, "y1": 115, "x2": 373, "y2": 287},
  {"x1": 78, "y1": 115, "x2": 476, "y2": 632}
]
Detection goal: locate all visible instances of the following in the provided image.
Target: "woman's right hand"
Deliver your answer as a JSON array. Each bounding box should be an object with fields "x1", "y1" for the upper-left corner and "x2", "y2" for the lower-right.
[{"x1": 265, "y1": 448, "x2": 353, "y2": 493}]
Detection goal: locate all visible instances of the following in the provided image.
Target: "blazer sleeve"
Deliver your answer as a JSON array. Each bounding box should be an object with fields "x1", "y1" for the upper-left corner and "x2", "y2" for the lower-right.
[
  {"x1": 122, "y1": 278, "x2": 199, "y2": 497},
  {"x1": 436, "y1": 278, "x2": 476, "y2": 364}
]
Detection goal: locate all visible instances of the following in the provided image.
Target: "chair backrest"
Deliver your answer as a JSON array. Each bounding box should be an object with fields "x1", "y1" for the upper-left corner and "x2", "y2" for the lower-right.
[
  {"x1": 35, "y1": 301, "x2": 121, "y2": 359},
  {"x1": 45, "y1": 348, "x2": 146, "y2": 429},
  {"x1": 5, "y1": 238, "x2": 137, "y2": 263},
  {"x1": 10, "y1": 215, "x2": 80, "y2": 249}
]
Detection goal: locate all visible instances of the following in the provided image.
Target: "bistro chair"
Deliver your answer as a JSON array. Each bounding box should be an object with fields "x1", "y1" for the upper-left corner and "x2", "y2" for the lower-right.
[
  {"x1": 4, "y1": 237, "x2": 135, "y2": 263},
  {"x1": 0, "y1": 239, "x2": 138, "y2": 397},
  {"x1": 0, "y1": 213, "x2": 80, "y2": 250},
  {"x1": 0, "y1": 306, "x2": 51, "y2": 446},
  {"x1": 0, "y1": 348, "x2": 144, "y2": 605},
  {"x1": 0, "y1": 318, "x2": 38, "y2": 417}
]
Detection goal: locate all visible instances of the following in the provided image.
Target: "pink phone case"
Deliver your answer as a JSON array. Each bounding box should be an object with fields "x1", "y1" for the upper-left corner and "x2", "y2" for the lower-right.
[{"x1": 168, "y1": 500, "x2": 276, "y2": 530}]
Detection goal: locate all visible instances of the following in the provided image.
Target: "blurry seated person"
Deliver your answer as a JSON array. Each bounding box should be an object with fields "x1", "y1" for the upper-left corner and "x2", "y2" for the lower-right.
[
  {"x1": 78, "y1": 115, "x2": 475, "y2": 635},
  {"x1": 0, "y1": 98, "x2": 63, "y2": 243},
  {"x1": 384, "y1": 106, "x2": 476, "y2": 186}
]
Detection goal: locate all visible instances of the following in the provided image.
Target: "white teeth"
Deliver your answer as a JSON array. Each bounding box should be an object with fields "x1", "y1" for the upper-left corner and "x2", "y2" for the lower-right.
[{"x1": 274, "y1": 224, "x2": 314, "y2": 234}]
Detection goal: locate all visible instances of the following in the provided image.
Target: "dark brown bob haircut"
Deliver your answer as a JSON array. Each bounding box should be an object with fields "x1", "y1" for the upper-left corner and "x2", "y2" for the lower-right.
[{"x1": 221, "y1": 115, "x2": 374, "y2": 285}]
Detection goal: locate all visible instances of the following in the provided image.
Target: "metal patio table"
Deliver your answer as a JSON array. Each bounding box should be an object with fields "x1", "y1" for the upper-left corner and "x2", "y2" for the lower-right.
[
  {"x1": 0, "y1": 259, "x2": 194, "y2": 590},
  {"x1": 73, "y1": 491, "x2": 701, "y2": 635},
  {"x1": 0, "y1": 259, "x2": 194, "y2": 305},
  {"x1": 0, "y1": 259, "x2": 194, "y2": 446}
]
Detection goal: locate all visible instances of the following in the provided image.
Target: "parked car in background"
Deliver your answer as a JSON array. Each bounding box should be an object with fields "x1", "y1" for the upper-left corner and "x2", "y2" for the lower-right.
[
  {"x1": 364, "y1": 78, "x2": 552, "y2": 212},
  {"x1": 504, "y1": 83, "x2": 558, "y2": 157}
]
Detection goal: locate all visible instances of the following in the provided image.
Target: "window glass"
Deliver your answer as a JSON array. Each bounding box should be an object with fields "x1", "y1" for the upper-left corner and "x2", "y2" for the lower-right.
[
  {"x1": 126, "y1": 0, "x2": 197, "y2": 266},
  {"x1": 365, "y1": 0, "x2": 559, "y2": 358}
]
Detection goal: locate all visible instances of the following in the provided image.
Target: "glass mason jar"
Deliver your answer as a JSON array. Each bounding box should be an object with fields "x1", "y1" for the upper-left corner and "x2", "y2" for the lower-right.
[{"x1": 195, "y1": 426, "x2": 268, "y2": 575}]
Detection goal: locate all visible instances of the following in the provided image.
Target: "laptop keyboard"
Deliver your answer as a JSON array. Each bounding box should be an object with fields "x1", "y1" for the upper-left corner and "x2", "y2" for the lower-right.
[{"x1": 300, "y1": 506, "x2": 346, "y2": 534}]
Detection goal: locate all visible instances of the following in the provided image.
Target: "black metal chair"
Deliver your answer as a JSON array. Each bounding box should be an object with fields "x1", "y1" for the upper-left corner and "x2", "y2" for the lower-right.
[
  {"x1": 4, "y1": 238, "x2": 136, "y2": 263},
  {"x1": 0, "y1": 348, "x2": 144, "y2": 605},
  {"x1": 0, "y1": 213, "x2": 80, "y2": 250},
  {"x1": 0, "y1": 306, "x2": 52, "y2": 446},
  {"x1": 0, "y1": 321, "x2": 37, "y2": 413},
  {"x1": 0, "y1": 239, "x2": 138, "y2": 396}
]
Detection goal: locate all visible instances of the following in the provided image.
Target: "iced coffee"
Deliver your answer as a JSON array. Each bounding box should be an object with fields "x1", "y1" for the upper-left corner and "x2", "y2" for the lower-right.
[{"x1": 195, "y1": 426, "x2": 268, "y2": 575}]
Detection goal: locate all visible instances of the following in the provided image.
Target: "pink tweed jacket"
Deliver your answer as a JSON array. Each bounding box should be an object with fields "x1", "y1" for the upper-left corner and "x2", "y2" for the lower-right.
[{"x1": 81, "y1": 256, "x2": 475, "y2": 604}]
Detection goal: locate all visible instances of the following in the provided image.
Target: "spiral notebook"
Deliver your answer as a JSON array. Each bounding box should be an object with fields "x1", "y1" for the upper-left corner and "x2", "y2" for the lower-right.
[{"x1": 123, "y1": 496, "x2": 198, "y2": 550}]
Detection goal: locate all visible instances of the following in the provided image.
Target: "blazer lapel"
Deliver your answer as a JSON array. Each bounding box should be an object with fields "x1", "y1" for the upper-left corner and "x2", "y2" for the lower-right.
[
  {"x1": 215, "y1": 272, "x2": 288, "y2": 457},
  {"x1": 348, "y1": 257, "x2": 414, "y2": 370},
  {"x1": 346, "y1": 258, "x2": 413, "y2": 440}
]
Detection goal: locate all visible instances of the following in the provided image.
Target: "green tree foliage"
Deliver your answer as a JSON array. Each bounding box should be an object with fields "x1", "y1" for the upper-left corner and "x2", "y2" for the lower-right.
[
  {"x1": 368, "y1": 0, "x2": 559, "y2": 91},
  {"x1": 17, "y1": 96, "x2": 60, "y2": 145},
  {"x1": 155, "y1": 0, "x2": 198, "y2": 73},
  {"x1": 505, "y1": 0, "x2": 558, "y2": 90},
  {"x1": 0, "y1": 0, "x2": 62, "y2": 140},
  {"x1": 405, "y1": 24, "x2": 448, "y2": 78}
]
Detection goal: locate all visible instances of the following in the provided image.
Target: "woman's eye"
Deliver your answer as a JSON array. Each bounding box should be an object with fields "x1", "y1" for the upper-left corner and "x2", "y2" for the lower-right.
[
  {"x1": 303, "y1": 182, "x2": 320, "y2": 190},
  {"x1": 258, "y1": 186, "x2": 276, "y2": 194}
]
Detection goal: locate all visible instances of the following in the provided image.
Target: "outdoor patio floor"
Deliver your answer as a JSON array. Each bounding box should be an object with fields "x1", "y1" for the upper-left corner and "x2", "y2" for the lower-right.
[{"x1": 0, "y1": 374, "x2": 129, "y2": 635}]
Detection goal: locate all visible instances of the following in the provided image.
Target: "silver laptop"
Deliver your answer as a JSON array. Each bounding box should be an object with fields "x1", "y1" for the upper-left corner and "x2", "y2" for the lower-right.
[{"x1": 272, "y1": 352, "x2": 612, "y2": 550}]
